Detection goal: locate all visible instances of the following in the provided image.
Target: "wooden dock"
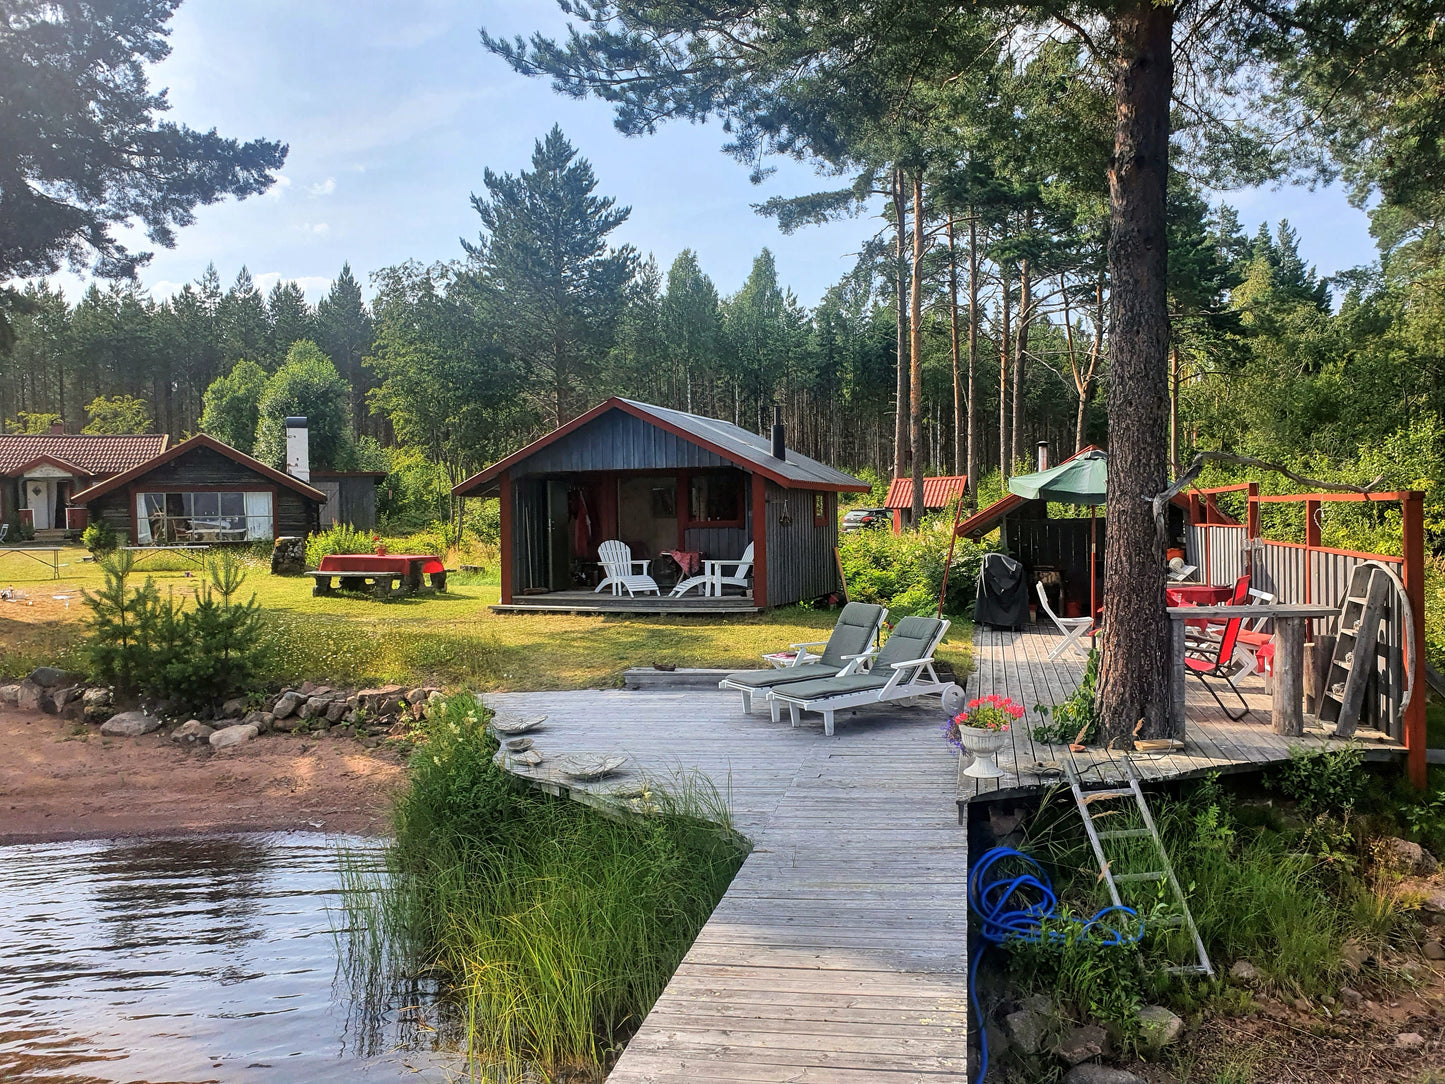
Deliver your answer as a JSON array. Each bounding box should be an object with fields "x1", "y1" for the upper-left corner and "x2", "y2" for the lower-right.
[
  {"x1": 492, "y1": 589, "x2": 760, "y2": 616},
  {"x1": 485, "y1": 688, "x2": 973, "y2": 1082},
  {"x1": 960, "y1": 624, "x2": 1406, "y2": 808}
]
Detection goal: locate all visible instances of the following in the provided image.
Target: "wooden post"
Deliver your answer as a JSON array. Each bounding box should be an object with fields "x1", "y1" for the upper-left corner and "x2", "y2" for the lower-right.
[
  {"x1": 1304, "y1": 633, "x2": 1335, "y2": 715},
  {"x1": 498, "y1": 470, "x2": 514, "y2": 606},
  {"x1": 1246, "y1": 482, "x2": 1260, "y2": 539},
  {"x1": 751, "y1": 473, "x2": 768, "y2": 609},
  {"x1": 1169, "y1": 616, "x2": 1187, "y2": 738},
  {"x1": 1272, "y1": 616, "x2": 1306, "y2": 736},
  {"x1": 1402, "y1": 491, "x2": 1427, "y2": 787}
]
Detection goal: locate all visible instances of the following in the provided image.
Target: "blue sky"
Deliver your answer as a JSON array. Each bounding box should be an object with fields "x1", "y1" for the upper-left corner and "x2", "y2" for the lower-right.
[{"x1": 70, "y1": 0, "x2": 1380, "y2": 308}]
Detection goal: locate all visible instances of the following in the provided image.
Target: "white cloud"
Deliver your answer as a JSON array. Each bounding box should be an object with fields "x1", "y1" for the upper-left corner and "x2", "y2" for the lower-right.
[
  {"x1": 263, "y1": 174, "x2": 292, "y2": 200},
  {"x1": 293, "y1": 222, "x2": 331, "y2": 237},
  {"x1": 147, "y1": 280, "x2": 187, "y2": 301},
  {"x1": 308, "y1": 177, "x2": 336, "y2": 197}
]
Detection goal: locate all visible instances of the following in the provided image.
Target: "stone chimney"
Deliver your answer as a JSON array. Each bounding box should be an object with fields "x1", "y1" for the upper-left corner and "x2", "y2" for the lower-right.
[
  {"x1": 285, "y1": 417, "x2": 310, "y2": 482},
  {"x1": 49, "y1": 421, "x2": 64, "y2": 435}
]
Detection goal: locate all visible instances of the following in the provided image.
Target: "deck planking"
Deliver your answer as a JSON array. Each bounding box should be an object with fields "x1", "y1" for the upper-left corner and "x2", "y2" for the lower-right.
[{"x1": 485, "y1": 688, "x2": 973, "y2": 1083}]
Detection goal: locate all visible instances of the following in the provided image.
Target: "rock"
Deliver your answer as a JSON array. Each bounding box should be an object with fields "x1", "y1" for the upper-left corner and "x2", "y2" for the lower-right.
[
  {"x1": 149, "y1": 698, "x2": 181, "y2": 718},
  {"x1": 1293, "y1": 997, "x2": 1312, "y2": 1013},
  {"x1": 1003, "y1": 1009, "x2": 1047, "y2": 1055},
  {"x1": 171, "y1": 719, "x2": 214, "y2": 744},
  {"x1": 100, "y1": 710, "x2": 161, "y2": 737},
  {"x1": 16, "y1": 680, "x2": 44, "y2": 712},
  {"x1": 220, "y1": 697, "x2": 249, "y2": 718},
  {"x1": 209, "y1": 723, "x2": 259, "y2": 749},
  {"x1": 1396, "y1": 1032, "x2": 1425, "y2": 1050},
  {"x1": 984, "y1": 1022, "x2": 1010, "y2": 1063},
  {"x1": 0, "y1": 684, "x2": 20, "y2": 706},
  {"x1": 1230, "y1": 959, "x2": 1264, "y2": 985},
  {"x1": 1137, "y1": 1005, "x2": 1183, "y2": 1047},
  {"x1": 300, "y1": 681, "x2": 317, "y2": 696},
  {"x1": 405, "y1": 687, "x2": 427, "y2": 705},
  {"x1": 1339, "y1": 986, "x2": 1363, "y2": 1009},
  {"x1": 1021, "y1": 994, "x2": 1053, "y2": 1014},
  {"x1": 26, "y1": 666, "x2": 85, "y2": 688},
  {"x1": 1424, "y1": 940, "x2": 1445, "y2": 961},
  {"x1": 82, "y1": 687, "x2": 112, "y2": 722},
  {"x1": 1055, "y1": 1024, "x2": 1109, "y2": 1066},
  {"x1": 300, "y1": 696, "x2": 330, "y2": 719},
  {"x1": 1341, "y1": 940, "x2": 1371, "y2": 973},
  {"x1": 357, "y1": 684, "x2": 406, "y2": 713},
  {"x1": 1419, "y1": 891, "x2": 1445, "y2": 917},
  {"x1": 272, "y1": 691, "x2": 305, "y2": 719},
  {"x1": 325, "y1": 700, "x2": 348, "y2": 723},
  {"x1": 271, "y1": 536, "x2": 304, "y2": 576},
  {"x1": 362, "y1": 736, "x2": 380, "y2": 749},
  {"x1": 272, "y1": 715, "x2": 305, "y2": 733},
  {"x1": 1064, "y1": 1068, "x2": 1144, "y2": 1084},
  {"x1": 1380, "y1": 837, "x2": 1439, "y2": 875}
]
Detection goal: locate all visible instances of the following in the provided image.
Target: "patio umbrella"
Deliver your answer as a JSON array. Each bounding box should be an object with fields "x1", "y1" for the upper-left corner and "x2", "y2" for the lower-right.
[{"x1": 1007, "y1": 449, "x2": 1107, "y2": 618}]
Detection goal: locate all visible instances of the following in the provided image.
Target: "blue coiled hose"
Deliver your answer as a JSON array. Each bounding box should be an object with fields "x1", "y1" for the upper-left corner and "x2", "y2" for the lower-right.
[{"x1": 967, "y1": 847, "x2": 1144, "y2": 1084}]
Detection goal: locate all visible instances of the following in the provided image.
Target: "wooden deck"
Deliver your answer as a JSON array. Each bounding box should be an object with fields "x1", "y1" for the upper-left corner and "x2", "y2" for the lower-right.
[
  {"x1": 485, "y1": 688, "x2": 972, "y2": 1082},
  {"x1": 492, "y1": 589, "x2": 759, "y2": 615},
  {"x1": 960, "y1": 624, "x2": 1407, "y2": 808}
]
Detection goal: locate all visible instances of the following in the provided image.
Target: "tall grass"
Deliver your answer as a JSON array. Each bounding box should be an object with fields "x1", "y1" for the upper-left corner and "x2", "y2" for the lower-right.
[{"x1": 341, "y1": 694, "x2": 749, "y2": 1080}]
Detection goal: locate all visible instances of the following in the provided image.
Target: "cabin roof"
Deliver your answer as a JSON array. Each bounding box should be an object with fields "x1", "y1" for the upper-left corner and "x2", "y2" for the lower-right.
[
  {"x1": 884, "y1": 475, "x2": 968, "y2": 511},
  {"x1": 0, "y1": 433, "x2": 168, "y2": 477},
  {"x1": 70, "y1": 434, "x2": 328, "y2": 504}
]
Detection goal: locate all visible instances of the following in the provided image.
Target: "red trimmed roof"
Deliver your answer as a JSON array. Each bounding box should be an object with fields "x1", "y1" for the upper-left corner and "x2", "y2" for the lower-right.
[
  {"x1": 0, "y1": 433, "x2": 167, "y2": 476},
  {"x1": 884, "y1": 476, "x2": 967, "y2": 511},
  {"x1": 8, "y1": 453, "x2": 91, "y2": 477},
  {"x1": 70, "y1": 434, "x2": 327, "y2": 504}
]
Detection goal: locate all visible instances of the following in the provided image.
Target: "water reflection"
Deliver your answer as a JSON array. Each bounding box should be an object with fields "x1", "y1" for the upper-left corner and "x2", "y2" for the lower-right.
[{"x1": 0, "y1": 832, "x2": 460, "y2": 1083}]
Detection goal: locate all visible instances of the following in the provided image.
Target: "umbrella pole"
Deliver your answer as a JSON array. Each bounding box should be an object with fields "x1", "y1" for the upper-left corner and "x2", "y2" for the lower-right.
[{"x1": 1090, "y1": 505, "x2": 1097, "y2": 621}]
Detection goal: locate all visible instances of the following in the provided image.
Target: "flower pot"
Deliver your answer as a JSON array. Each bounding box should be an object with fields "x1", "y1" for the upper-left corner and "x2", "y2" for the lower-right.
[{"x1": 958, "y1": 727, "x2": 1009, "y2": 779}]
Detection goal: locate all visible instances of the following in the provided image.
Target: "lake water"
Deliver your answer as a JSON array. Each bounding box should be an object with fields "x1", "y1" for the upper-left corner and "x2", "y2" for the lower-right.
[{"x1": 0, "y1": 832, "x2": 461, "y2": 1083}]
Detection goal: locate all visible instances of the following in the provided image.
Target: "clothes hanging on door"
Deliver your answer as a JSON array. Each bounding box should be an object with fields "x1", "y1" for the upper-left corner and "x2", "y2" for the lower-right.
[{"x1": 569, "y1": 488, "x2": 593, "y2": 558}]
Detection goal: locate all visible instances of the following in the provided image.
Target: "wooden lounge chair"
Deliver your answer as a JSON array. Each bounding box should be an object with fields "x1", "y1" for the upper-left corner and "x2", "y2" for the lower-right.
[
  {"x1": 595, "y1": 540, "x2": 661, "y2": 596},
  {"x1": 671, "y1": 542, "x2": 755, "y2": 597},
  {"x1": 718, "y1": 602, "x2": 887, "y2": 718},
  {"x1": 766, "y1": 616, "x2": 956, "y2": 736},
  {"x1": 1036, "y1": 582, "x2": 1093, "y2": 660}
]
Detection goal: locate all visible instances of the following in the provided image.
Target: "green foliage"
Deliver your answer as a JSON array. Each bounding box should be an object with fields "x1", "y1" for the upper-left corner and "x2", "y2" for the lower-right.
[
  {"x1": 200, "y1": 359, "x2": 268, "y2": 454},
  {"x1": 171, "y1": 551, "x2": 271, "y2": 706},
  {"x1": 1265, "y1": 744, "x2": 1367, "y2": 817},
  {"x1": 348, "y1": 693, "x2": 749, "y2": 1076},
  {"x1": 1031, "y1": 647, "x2": 1099, "y2": 744},
  {"x1": 82, "y1": 394, "x2": 151, "y2": 434},
  {"x1": 4, "y1": 411, "x2": 61, "y2": 433},
  {"x1": 81, "y1": 519, "x2": 117, "y2": 554},
  {"x1": 253, "y1": 340, "x2": 355, "y2": 470},
  {"x1": 305, "y1": 523, "x2": 375, "y2": 568},
  {"x1": 837, "y1": 516, "x2": 983, "y2": 616},
  {"x1": 1009, "y1": 916, "x2": 1143, "y2": 1032},
  {"x1": 80, "y1": 550, "x2": 154, "y2": 695}
]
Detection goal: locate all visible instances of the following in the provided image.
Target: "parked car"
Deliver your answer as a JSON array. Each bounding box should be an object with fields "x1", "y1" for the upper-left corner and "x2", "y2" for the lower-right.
[{"x1": 842, "y1": 507, "x2": 889, "y2": 532}]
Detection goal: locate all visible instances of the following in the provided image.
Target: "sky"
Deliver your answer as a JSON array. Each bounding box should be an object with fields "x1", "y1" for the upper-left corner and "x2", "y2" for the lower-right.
[{"x1": 55, "y1": 0, "x2": 1382, "y2": 309}]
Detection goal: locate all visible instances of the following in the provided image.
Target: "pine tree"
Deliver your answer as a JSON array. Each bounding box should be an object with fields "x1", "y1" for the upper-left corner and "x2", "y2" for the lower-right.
[
  {"x1": 267, "y1": 280, "x2": 316, "y2": 365},
  {"x1": 316, "y1": 264, "x2": 374, "y2": 434}
]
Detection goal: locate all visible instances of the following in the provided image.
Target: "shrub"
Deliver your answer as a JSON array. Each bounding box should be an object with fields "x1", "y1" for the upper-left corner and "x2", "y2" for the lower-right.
[
  {"x1": 305, "y1": 522, "x2": 374, "y2": 568},
  {"x1": 81, "y1": 519, "x2": 118, "y2": 554},
  {"x1": 1265, "y1": 744, "x2": 1366, "y2": 816},
  {"x1": 838, "y1": 516, "x2": 984, "y2": 616}
]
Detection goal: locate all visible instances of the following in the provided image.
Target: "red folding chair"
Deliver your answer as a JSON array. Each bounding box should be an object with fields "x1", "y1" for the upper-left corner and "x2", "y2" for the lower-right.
[{"x1": 1184, "y1": 615, "x2": 1251, "y2": 721}]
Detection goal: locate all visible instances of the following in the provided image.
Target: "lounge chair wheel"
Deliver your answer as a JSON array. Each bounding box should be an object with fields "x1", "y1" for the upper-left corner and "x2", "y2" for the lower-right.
[{"x1": 942, "y1": 684, "x2": 966, "y2": 713}]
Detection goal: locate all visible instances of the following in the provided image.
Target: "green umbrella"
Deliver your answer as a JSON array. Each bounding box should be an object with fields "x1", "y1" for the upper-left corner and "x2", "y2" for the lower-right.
[{"x1": 1008, "y1": 449, "x2": 1107, "y2": 617}]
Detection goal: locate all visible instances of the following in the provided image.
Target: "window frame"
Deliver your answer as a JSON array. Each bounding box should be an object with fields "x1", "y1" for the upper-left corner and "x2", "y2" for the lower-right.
[{"x1": 680, "y1": 468, "x2": 746, "y2": 529}]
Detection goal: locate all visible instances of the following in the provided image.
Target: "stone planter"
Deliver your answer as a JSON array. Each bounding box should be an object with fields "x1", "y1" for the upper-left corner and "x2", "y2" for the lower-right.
[{"x1": 959, "y1": 727, "x2": 1009, "y2": 778}]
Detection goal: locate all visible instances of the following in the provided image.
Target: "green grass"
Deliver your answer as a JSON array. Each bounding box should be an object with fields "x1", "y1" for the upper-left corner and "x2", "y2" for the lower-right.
[
  {"x1": 0, "y1": 546, "x2": 973, "y2": 690},
  {"x1": 341, "y1": 694, "x2": 749, "y2": 1079}
]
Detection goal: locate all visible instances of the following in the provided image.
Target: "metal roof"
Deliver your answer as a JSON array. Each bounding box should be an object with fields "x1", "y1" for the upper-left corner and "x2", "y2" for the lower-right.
[
  {"x1": 884, "y1": 475, "x2": 968, "y2": 511},
  {"x1": 0, "y1": 433, "x2": 168, "y2": 477}
]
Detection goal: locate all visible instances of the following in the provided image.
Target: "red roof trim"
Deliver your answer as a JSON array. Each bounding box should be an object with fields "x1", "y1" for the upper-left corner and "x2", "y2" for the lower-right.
[
  {"x1": 5, "y1": 453, "x2": 92, "y2": 478},
  {"x1": 70, "y1": 434, "x2": 327, "y2": 504},
  {"x1": 453, "y1": 397, "x2": 869, "y2": 496}
]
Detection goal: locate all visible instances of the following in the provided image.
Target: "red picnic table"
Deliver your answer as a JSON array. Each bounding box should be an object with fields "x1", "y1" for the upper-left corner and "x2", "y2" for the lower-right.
[{"x1": 311, "y1": 553, "x2": 448, "y2": 598}]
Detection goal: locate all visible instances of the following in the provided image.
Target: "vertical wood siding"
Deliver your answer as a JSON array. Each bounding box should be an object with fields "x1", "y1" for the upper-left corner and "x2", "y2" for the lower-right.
[
  {"x1": 763, "y1": 484, "x2": 838, "y2": 606},
  {"x1": 519, "y1": 410, "x2": 731, "y2": 473}
]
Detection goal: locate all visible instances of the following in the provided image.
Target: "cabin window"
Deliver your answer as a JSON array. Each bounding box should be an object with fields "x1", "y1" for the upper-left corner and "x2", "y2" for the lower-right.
[
  {"x1": 135, "y1": 490, "x2": 273, "y2": 543},
  {"x1": 687, "y1": 470, "x2": 744, "y2": 526},
  {"x1": 814, "y1": 492, "x2": 827, "y2": 526}
]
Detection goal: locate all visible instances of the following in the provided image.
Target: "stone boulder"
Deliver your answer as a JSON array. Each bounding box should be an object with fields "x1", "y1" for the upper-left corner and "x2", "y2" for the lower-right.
[
  {"x1": 27, "y1": 666, "x2": 86, "y2": 688},
  {"x1": 1003, "y1": 1009, "x2": 1047, "y2": 1056},
  {"x1": 300, "y1": 695, "x2": 332, "y2": 719},
  {"x1": 357, "y1": 684, "x2": 406, "y2": 714},
  {"x1": 82, "y1": 687, "x2": 112, "y2": 723},
  {"x1": 1064, "y1": 1068, "x2": 1144, "y2": 1084},
  {"x1": 1137, "y1": 1005, "x2": 1184, "y2": 1048},
  {"x1": 220, "y1": 696, "x2": 249, "y2": 718},
  {"x1": 241, "y1": 710, "x2": 275, "y2": 733},
  {"x1": 272, "y1": 714, "x2": 306, "y2": 733},
  {"x1": 1230, "y1": 959, "x2": 1264, "y2": 985},
  {"x1": 0, "y1": 684, "x2": 20, "y2": 706},
  {"x1": 272, "y1": 691, "x2": 305, "y2": 719},
  {"x1": 101, "y1": 710, "x2": 162, "y2": 737},
  {"x1": 1396, "y1": 1032, "x2": 1425, "y2": 1050},
  {"x1": 271, "y1": 536, "x2": 305, "y2": 576},
  {"x1": 1055, "y1": 1025, "x2": 1109, "y2": 1066},
  {"x1": 325, "y1": 700, "x2": 348, "y2": 724},
  {"x1": 210, "y1": 723, "x2": 259, "y2": 749},
  {"x1": 16, "y1": 680, "x2": 44, "y2": 713},
  {"x1": 1379, "y1": 837, "x2": 1439, "y2": 875},
  {"x1": 171, "y1": 719, "x2": 214, "y2": 744}
]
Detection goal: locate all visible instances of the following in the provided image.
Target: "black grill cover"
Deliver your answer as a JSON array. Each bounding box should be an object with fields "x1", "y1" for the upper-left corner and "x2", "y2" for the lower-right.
[{"x1": 974, "y1": 553, "x2": 1029, "y2": 630}]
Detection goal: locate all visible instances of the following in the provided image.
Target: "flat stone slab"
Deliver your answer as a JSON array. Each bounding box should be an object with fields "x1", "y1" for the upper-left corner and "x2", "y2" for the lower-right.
[
  {"x1": 100, "y1": 711, "x2": 161, "y2": 737},
  {"x1": 209, "y1": 723, "x2": 259, "y2": 749}
]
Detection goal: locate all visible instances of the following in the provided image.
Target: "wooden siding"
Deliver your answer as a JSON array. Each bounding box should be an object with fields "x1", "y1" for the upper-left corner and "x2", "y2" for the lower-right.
[
  {"x1": 683, "y1": 522, "x2": 750, "y2": 560},
  {"x1": 1005, "y1": 517, "x2": 1101, "y2": 608},
  {"x1": 763, "y1": 482, "x2": 838, "y2": 606},
  {"x1": 316, "y1": 476, "x2": 377, "y2": 529},
  {"x1": 1, "y1": 478, "x2": 17, "y2": 526},
  {"x1": 517, "y1": 409, "x2": 732, "y2": 475}
]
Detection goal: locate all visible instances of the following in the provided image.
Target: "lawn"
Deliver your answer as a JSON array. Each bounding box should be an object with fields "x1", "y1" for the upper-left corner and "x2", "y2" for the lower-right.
[{"x1": 0, "y1": 546, "x2": 974, "y2": 691}]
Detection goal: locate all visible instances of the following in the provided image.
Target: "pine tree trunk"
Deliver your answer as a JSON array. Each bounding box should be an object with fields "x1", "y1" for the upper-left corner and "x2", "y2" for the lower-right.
[
  {"x1": 967, "y1": 214, "x2": 979, "y2": 502},
  {"x1": 1097, "y1": 1, "x2": 1175, "y2": 747},
  {"x1": 948, "y1": 219, "x2": 962, "y2": 476},
  {"x1": 1011, "y1": 250, "x2": 1031, "y2": 473},
  {"x1": 892, "y1": 167, "x2": 909, "y2": 483},
  {"x1": 909, "y1": 170, "x2": 926, "y2": 528},
  {"x1": 998, "y1": 259, "x2": 1012, "y2": 482},
  {"x1": 1169, "y1": 345, "x2": 1180, "y2": 476}
]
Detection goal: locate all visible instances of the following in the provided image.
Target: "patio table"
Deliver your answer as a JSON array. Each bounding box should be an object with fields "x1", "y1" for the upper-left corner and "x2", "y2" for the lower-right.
[
  {"x1": 0, "y1": 546, "x2": 62, "y2": 579},
  {"x1": 317, "y1": 553, "x2": 447, "y2": 593},
  {"x1": 1166, "y1": 583, "x2": 1234, "y2": 607}
]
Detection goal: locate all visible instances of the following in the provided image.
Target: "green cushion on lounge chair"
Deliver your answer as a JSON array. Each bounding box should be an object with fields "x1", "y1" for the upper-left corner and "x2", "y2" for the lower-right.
[
  {"x1": 775, "y1": 616, "x2": 945, "y2": 703},
  {"x1": 721, "y1": 602, "x2": 885, "y2": 691},
  {"x1": 723, "y1": 662, "x2": 849, "y2": 690},
  {"x1": 767, "y1": 671, "x2": 893, "y2": 701}
]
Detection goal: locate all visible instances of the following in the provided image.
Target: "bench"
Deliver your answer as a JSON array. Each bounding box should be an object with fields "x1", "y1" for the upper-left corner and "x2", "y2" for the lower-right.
[{"x1": 307, "y1": 570, "x2": 404, "y2": 599}]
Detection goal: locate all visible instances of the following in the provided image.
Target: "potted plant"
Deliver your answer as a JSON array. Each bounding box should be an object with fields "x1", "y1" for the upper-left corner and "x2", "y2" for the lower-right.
[{"x1": 944, "y1": 695, "x2": 1023, "y2": 778}]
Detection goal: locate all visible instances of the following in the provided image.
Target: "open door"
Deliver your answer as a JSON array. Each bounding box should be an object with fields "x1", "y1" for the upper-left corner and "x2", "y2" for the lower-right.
[{"x1": 545, "y1": 479, "x2": 571, "y2": 590}]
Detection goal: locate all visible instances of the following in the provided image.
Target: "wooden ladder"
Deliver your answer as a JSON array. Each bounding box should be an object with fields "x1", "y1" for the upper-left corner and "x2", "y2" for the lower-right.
[
  {"x1": 1066, "y1": 759, "x2": 1213, "y2": 978},
  {"x1": 1318, "y1": 564, "x2": 1391, "y2": 738}
]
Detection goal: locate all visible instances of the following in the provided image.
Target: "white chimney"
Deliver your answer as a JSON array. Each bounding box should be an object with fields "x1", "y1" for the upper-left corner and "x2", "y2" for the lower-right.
[{"x1": 285, "y1": 417, "x2": 310, "y2": 482}]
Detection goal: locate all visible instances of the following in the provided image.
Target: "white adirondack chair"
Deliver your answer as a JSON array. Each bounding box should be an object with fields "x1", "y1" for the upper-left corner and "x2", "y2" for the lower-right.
[
  {"x1": 1036, "y1": 582, "x2": 1093, "y2": 660},
  {"x1": 595, "y1": 540, "x2": 660, "y2": 596},
  {"x1": 672, "y1": 542, "x2": 755, "y2": 598}
]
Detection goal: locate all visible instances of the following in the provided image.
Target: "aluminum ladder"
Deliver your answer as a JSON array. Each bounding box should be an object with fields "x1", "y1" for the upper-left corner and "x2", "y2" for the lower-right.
[{"x1": 1066, "y1": 759, "x2": 1213, "y2": 977}]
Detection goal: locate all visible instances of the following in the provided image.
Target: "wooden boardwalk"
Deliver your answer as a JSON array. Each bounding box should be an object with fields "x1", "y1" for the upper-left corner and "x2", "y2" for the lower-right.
[
  {"x1": 492, "y1": 589, "x2": 759, "y2": 616},
  {"x1": 485, "y1": 688, "x2": 973, "y2": 1083},
  {"x1": 960, "y1": 624, "x2": 1406, "y2": 807}
]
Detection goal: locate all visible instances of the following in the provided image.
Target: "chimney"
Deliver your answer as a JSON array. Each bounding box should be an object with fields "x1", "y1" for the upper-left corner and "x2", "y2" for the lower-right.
[
  {"x1": 50, "y1": 421, "x2": 64, "y2": 435},
  {"x1": 285, "y1": 416, "x2": 310, "y2": 482},
  {"x1": 1036, "y1": 440, "x2": 1050, "y2": 472},
  {"x1": 770, "y1": 405, "x2": 786, "y2": 461}
]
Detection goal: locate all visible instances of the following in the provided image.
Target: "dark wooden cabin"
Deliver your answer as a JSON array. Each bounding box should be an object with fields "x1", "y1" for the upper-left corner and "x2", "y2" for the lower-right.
[
  {"x1": 70, "y1": 434, "x2": 326, "y2": 544},
  {"x1": 452, "y1": 398, "x2": 869, "y2": 611}
]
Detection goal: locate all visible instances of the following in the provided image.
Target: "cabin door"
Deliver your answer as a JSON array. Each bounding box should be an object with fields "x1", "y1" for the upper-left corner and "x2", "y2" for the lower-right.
[{"x1": 545, "y1": 479, "x2": 571, "y2": 590}]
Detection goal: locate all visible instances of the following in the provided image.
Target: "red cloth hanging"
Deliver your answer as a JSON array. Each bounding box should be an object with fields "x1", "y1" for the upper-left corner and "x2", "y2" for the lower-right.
[{"x1": 570, "y1": 489, "x2": 593, "y2": 557}]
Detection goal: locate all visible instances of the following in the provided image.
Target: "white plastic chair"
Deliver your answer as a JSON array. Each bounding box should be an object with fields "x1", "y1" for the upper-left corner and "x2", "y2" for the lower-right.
[
  {"x1": 595, "y1": 540, "x2": 660, "y2": 596},
  {"x1": 1036, "y1": 581, "x2": 1093, "y2": 660},
  {"x1": 672, "y1": 542, "x2": 755, "y2": 597}
]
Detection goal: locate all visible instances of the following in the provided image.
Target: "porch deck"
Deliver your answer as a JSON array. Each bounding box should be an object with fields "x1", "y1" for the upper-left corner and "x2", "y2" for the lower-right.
[
  {"x1": 959, "y1": 624, "x2": 1407, "y2": 809},
  {"x1": 492, "y1": 589, "x2": 759, "y2": 615}
]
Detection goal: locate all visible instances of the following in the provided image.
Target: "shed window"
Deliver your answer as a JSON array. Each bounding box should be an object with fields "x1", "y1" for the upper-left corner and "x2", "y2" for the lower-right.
[
  {"x1": 814, "y1": 492, "x2": 827, "y2": 526},
  {"x1": 688, "y1": 470, "x2": 744, "y2": 526},
  {"x1": 135, "y1": 491, "x2": 273, "y2": 543}
]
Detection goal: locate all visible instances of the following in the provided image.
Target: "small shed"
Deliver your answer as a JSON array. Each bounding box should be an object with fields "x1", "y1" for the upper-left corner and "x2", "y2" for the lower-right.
[
  {"x1": 312, "y1": 470, "x2": 385, "y2": 530},
  {"x1": 884, "y1": 475, "x2": 968, "y2": 532},
  {"x1": 452, "y1": 398, "x2": 869, "y2": 610},
  {"x1": 70, "y1": 434, "x2": 327, "y2": 544}
]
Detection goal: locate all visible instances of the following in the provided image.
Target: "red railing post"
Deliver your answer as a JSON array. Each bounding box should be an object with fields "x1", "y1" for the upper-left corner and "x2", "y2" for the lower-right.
[
  {"x1": 1402, "y1": 491, "x2": 1427, "y2": 788},
  {"x1": 1246, "y1": 482, "x2": 1260, "y2": 538}
]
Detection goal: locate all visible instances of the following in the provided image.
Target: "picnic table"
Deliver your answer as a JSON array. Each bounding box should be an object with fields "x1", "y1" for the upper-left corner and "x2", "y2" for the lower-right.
[
  {"x1": 122, "y1": 544, "x2": 211, "y2": 567},
  {"x1": 1169, "y1": 603, "x2": 1339, "y2": 737},
  {"x1": 0, "y1": 546, "x2": 62, "y2": 579},
  {"x1": 311, "y1": 553, "x2": 447, "y2": 598}
]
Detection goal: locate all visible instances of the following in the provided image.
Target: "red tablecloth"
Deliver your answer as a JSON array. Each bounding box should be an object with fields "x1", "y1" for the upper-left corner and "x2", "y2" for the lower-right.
[
  {"x1": 1166, "y1": 584, "x2": 1234, "y2": 607},
  {"x1": 319, "y1": 553, "x2": 445, "y2": 575},
  {"x1": 662, "y1": 549, "x2": 702, "y2": 576}
]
